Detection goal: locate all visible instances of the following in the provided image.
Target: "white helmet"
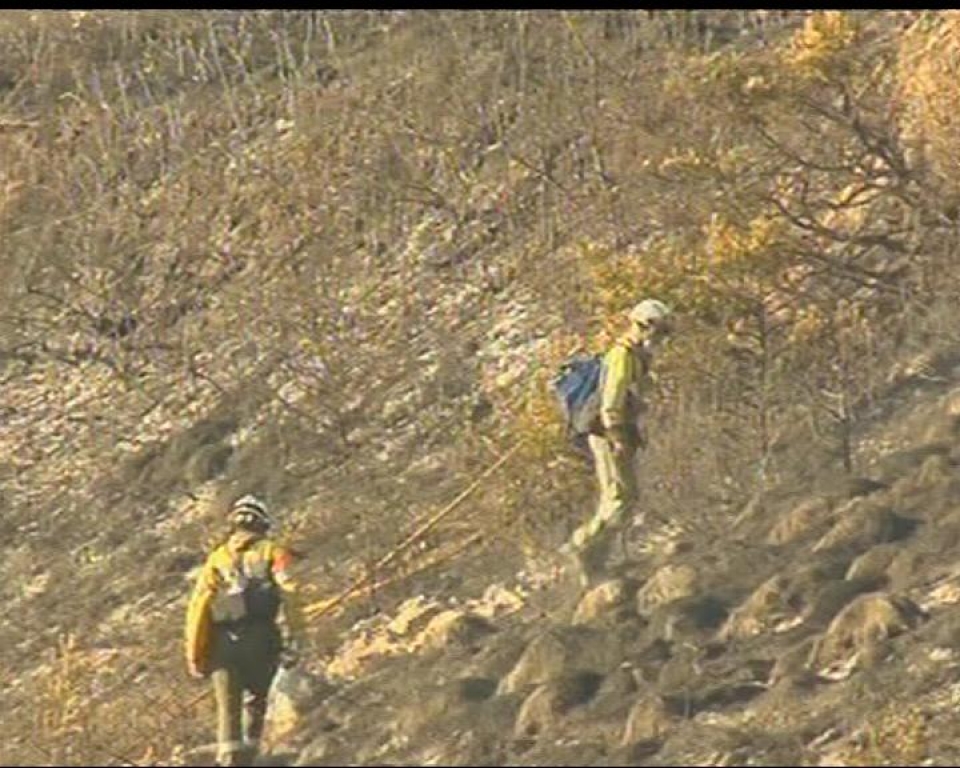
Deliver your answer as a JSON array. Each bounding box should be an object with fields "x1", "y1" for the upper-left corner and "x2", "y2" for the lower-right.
[
  {"x1": 628, "y1": 298, "x2": 671, "y2": 329},
  {"x1": 231, "y1": 494, "x2": 272, "y2": 531}
]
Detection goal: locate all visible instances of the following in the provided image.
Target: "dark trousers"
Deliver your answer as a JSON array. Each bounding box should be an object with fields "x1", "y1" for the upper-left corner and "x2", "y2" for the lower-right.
[{"x1": 210, "y1": 623, "x2": 282, "y2": 767}]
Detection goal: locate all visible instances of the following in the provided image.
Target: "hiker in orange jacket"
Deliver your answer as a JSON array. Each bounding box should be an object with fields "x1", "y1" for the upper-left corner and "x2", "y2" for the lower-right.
[
  {"x1": 185, "y1": 495, "x2": 306, "y2": 767},
  {"x1": 567, "y1": 299, "x2": 673, "y2": 587}
]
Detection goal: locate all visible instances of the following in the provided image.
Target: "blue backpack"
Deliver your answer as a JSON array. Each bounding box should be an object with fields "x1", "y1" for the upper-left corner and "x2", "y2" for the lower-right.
[{"x1": 552, "y1": 354, "x2": 605, "y2": 438}]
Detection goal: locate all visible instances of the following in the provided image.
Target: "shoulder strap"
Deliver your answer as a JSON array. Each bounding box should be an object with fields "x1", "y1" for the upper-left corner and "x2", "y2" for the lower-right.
[{"x1": 245, "y1": 539, "x2": 278, "y2": 583}]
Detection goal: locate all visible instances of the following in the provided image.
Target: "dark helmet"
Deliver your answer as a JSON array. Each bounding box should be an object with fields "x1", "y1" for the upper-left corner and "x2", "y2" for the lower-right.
[{"x1": 230, "y1": 494, "x2": 272, "y2": 533}]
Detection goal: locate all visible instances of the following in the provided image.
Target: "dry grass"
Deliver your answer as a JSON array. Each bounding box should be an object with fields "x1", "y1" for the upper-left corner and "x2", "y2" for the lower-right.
[
  {"x1": 897, "y1": 12, "x2": 960, "y2": 200},
  {"x1": 838, "y1": 703, "x2": 929, "y2": 766},
  {"x1": 12, "y1": 630, "x2": 205, "y2": 766},
  {"x1": 3, "y1": 10, "x2": 960, "y2": 765}
]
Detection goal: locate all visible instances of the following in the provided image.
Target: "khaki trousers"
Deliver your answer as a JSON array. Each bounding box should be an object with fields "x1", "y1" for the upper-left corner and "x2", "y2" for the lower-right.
[{"x1": 570, "y1": 434, "x2": 637, "y2": 566}]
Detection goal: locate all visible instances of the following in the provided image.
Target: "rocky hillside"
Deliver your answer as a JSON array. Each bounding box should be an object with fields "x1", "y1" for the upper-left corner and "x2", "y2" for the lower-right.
[
  {"x1": 3, "y1": 9, "x2": 960, "y2": 767},
  {"x1": 273, "y1": 352, "x2": 960, "y2": 767}
]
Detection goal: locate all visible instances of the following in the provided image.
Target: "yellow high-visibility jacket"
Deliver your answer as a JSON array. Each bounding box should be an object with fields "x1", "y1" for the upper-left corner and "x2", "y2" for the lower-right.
[
  {"x1": 600, "y1": 339, "x2": 652, "y2": 436},
  {"x1": 185, "y1": 531, "x2": 306, "y2": 673}
]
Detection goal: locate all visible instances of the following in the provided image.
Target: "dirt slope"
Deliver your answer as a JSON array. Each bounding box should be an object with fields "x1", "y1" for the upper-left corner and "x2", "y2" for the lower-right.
[
  {"x1": 3, "y1": 11, "x2": 960, "y2": 768},
  {"x1": 262, "y1": 364, "x2": 960, "y2": 767}
]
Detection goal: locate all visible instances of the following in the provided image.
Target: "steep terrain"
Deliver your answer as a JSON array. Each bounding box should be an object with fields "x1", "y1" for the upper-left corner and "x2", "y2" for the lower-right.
[
  {"x1": 2, "y1": 10, "x2": 960, "y2": 767},
  {"x1": 275, "y1": 355, "x2": 960, "y2": 767}
]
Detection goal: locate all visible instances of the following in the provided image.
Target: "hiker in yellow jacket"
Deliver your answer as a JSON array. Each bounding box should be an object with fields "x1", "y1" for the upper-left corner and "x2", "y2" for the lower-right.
[
  {"x1": 185, "y1": 495, "x2": 306, "y2": 767},
  {"x1": 568, "y1": 299, "x2": 673, "y2": 587}
]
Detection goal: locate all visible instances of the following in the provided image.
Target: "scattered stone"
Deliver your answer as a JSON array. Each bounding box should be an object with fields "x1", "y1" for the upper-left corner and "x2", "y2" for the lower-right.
[
  {"x1": 768, "y1": 636, "x2": 819, "y2": 686},
  {"x1": 809, "y1": 592, "x2": 923, "y2": 672},
  {"x1": 264, "y1": 668, "x2": 336, "y2": 750},
  {"x1": 498, "y1": 627, "x2": 620, "y2": 695},
  {"x1": 573, "y1": 579, "x2": 633, "y2": 625},
  {"x1": 420, "y1": 610, "x2": 495, "y2": 652},
  {"x1": 845, "y1": 544, "x2": 898, "y2": 584},
  {"x1": 813, "y1": 505, "x2": 904, "y2": 553},
  {"x1": 387, "y1": 595, "x2": 444, "y2": 637},
  {"x1": 636, "y1": 564, "x2": 699, "y2": 613},
  {"x1": 916, "y1": 453, "x2": 953, "y2": 488},
  {"x1": 622, "y1": 694, "x2": 673, "y2": 746},
  {"x1": 766, "y1": 497, "x2": 833, "y2": 546},
  {"x1": 720, "y1": 562, "x2": 842, "y2": 641},
  {"x1": 513, "y1": 673, "x2": 603, "y2": 737}
]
